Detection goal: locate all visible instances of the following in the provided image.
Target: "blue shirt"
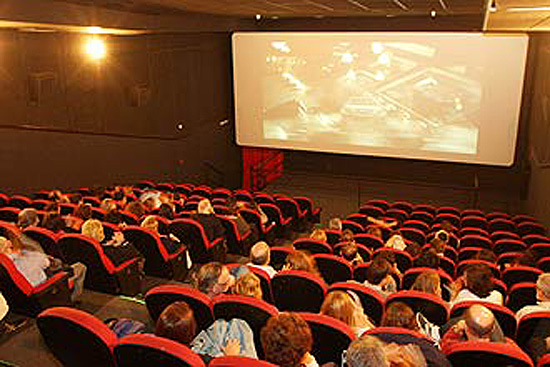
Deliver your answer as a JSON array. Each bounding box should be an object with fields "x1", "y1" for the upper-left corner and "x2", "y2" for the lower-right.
[{"x1": 9, "y1": 250, "x2": 49, "y2": 287}]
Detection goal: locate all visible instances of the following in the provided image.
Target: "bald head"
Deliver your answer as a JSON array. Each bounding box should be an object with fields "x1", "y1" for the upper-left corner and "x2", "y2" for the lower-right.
[
  {"x1": 536, "y1": 273, "x2": 550, "y2": 301},
  {"x1": 197, "y1": 199, "x2": 214, "y2": 215},
  {"x1": 250, "y1": 241, "x2": 270, "y2": 266},
  {"x1": 465, "y1": 304, "x2": 495, "y2": 340}
]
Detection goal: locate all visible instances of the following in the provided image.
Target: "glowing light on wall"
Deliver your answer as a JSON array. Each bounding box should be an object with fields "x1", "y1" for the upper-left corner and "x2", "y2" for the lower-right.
[{"x1": 84, "y1": 37, "x2": 106, "y2": 60}]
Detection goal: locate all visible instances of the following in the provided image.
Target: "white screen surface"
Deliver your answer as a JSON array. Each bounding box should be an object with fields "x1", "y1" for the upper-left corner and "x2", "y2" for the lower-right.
[{"x1": 232, "y1": 32, "x2": 528, "y2": 166}]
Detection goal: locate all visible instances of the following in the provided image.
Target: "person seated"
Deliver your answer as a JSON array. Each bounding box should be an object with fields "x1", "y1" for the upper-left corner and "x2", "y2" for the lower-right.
[
  {"x1": 385, "y1": 233, "x2": 407, "y2": 251},
  {"x1": 516, "y1": 273, "x2": 550, "y2": 319},
  {"x1": 473, "y1": 249, "x2": 498, "y2": 263},
  {"x1": 247, "y1": 241, "x2": 277, "y2": 278},
  {"x1": 320, "y1": 290, "x2": 374, "y2": 337},
  {"x1": 310, "y1": 229, "x2": 327, "y2": 243},
  {"x1": 81, "y1": 219, "x2": 142, "y2": 267},
  {"x1": 367, "y1": 216, "x2": 398, "y2": 229},
  {"x1": 192, "y1": 199, "x2": 225, "y2": 243},
  {"x1": 158, "y1": 203, "x2": 175, "y2": 220},
  {"x1": 100, "y1": 198, "x2": 117, "y2": 213},
  {"x1": 195, "y1": 262, "x2": 235, "y2": 298},
  {"x1": 440, "y1": 304, "x2": 514, "y2": 354},
  {"x1": 236, "y1": 200, "x2": 269, "y2": 226},
  {"x1": 104, "y1": 208, "x2": 125, "y2": 226},
  {"x1": 48, "y1": 190, "x2": 70, "y2": 204},
  {"x1": 125, "y1": 201, "x2": 146, "y2": 221},
  {"x1": 233, "y1": 272, "x2": 263, "y2": 300},
  {"x1": 450, "y1": 264, "x2": 503, "y2": 306},
  {"x1": 261, "y1": 312, "x2": 319, "y2": 367},
  {"x1": 17, "y1": 208, "x2": 40, "y2": 229},
  {"x1": 382, "y1": 302, "x2": 420, "y2": 332},
  {"x1": 413, "y1": 249, "x2": 440, "y2": 270},
  {"x1": 366, "y1": 225, "x2": 384, "y2": 240},
  {"x1": 347, "y1": 335, "x2": 428, "y2": 367},
  {"x1": 0, "y1": 234, "x2": 86, "y2": 302},
  {"x1": 340, "y1": 229, "x2": 355, "y2": 243},
  {"x1": 141, "y1": 215, "x2": 182, "y2": 255},
  {"x1": 140, "y1": 191, "x2": 162, "y2": 212},
  {"x1": 411, "y1": 270, "x2": 443, "y2": 300},
  {"x1": 74, "y1": 203, "x2": 93, "y2": 221},
  {"x1": 363, "y1": 257, "x2": 397, "y2": 297},
  {"x1": 429, "y1": 237, "x2": 446, "y2": 257},
  {"x1": 282, "y1": 250, "x2": 322, "y2": 278},
  {"x1": 155, "y1": 301, "x2": 243, "y2": 364},
  {"x1": 328, "y1": 217, "x2": 342, "y2": 231},
  {"x1": 339, "y1": 241, "x2": 364, "y2": 267}
]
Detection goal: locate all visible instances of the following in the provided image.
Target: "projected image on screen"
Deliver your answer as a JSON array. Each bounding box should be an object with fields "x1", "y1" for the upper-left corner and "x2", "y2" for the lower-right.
[
  {"x1": 263, "y1": 40, "x2": 480, "y2": 154},
  {"x1": 233, "y1": 32, "x2": 528, "y2": 166}
]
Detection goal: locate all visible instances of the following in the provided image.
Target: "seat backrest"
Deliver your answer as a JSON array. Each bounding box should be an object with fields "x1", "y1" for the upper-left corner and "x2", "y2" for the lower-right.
[
  {"x1": 293, "y1": 238, "x2": 332, "y2": 254},
  {"x1": 0, "y1": 253, "x2": 36, "y2": 311},
  {"x1": 409, "y1": 210, "x2": 434, "y2": 224},
  {"x1": 0, "y1": 207, "x2": 20, "y2": 223},
  {"x1": 346, "y1": 213, "x2": 369, "y2": 228},
  {"x1": 538, "y1": 353, "x2": 550, "y2": 367},
  {"x1": 459, "y1": 235, "x2": 492, "y2": 250},
  {"x1": 506, "y1": 283, "x2": 537, "y2": 313},
  {"x1": 269, "y1": 246, "x2": 292, "y2": 270},
  {"x1": 22, "y1": 226, "x2": 62, "y2": 259},
  {"x1": 434, "y1": 213, "x2": 460, "y2": 227},
  {"x1": 494, "y1": 239, "x2": 527, "y2": 255},
  {"x1": 145, "y1": 285, "x2": 214, "y2": 331},
  {"x1": 518, "y1": 222, "x2": 546, "y2": 237},
  {"x1": 313, "y1": 254, "x2": 353, "y2": 284},
  {"x1": 445, "y1": 340, "x2": 533, "y2": 367},
  {"x1": 328, "y1": 282, "x2": 385, "y2": 325},
  {"x1": 341, "y1": 220, "x2": 364, "y2": 234},
  {"x1": 489, "y1": 218, "x2": 517, "y2": 233},
  {"x1": 386, "y1": 290, "x2": 449, "y2": 326},
  {"x1": 400, "y1": 227, "x2": 426, "y2": 246},
  {"x1": 461, "y1": 216, "x2": 488, "y2": 229},
  {"x1": 358, "y1": 205, "x2": 384, "y2": 218},
  {"x1": 123, "y1": 226, "x2": 170, "y2": 276},
  {"x1": 353, "y1": 234, "x2": 383, "y2": 250},
  {"x1": 523, "y1": 234, "x2": 550, "y2": 247},
  {"x1": 502, "y1": 266, "x2": 543, "y2": 288},
  {"x1": 37, "y1": 307, "x2": 117, "y2": 367},
  {"x1": 531, "y1": 243, "x2": 550, "y2": 260},
  {"x1": 298, "y1": 312, "x2": 356, "y2": 365},
  {"x1": 365, "y1": 199, "x2": 390, "y2": 211},
  {"x1": 455, "y1": 260, "x2": 500, "y2": 279},
  {"x1": 402, "y1": 220, "x2": 430, "y2": 233},
  {"x1": 450, "y1": 300, "x2": 517, "y2": 338},
  {"x1": 517, "y1": 311, "x2": 550, "y2": 353},
  {"x1": 115, "y1": 334, "x2": 205, "y2": 367},
  {"x1": 271, "y1": 270, "x2": 327, "y2": 312},
  {"x1": 209, "y1": 356, "x2": 277, "y2": 367},
  {"x1": 169, "y1": 219, "x2": 213, "y2": 264},
  {"x1": 491, "y1": 231, "x2": 521, "y2": 242}
]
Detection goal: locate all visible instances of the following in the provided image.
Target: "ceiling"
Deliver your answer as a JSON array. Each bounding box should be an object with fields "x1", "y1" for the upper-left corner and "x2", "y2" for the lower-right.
[{"x1": 51, "y1": 0, "x2": 550, "y2": 31}]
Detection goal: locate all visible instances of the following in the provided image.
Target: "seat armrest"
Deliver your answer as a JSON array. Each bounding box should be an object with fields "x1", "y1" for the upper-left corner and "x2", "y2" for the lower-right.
[{"x1": 32, "y1": 271, "x2": 70, "y2": 295}]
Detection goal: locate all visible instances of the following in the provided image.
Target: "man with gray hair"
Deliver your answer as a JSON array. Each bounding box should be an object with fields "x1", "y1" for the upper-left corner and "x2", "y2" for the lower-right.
[
  {"x1": 346, "y1": 336, "x2": 389, "y2": 367},
  {"x1": 516, "y1": 273, "x2": 550, "y2": 320},
  {"x1": 247, "y1": 241, "x2": 276, "y2": 278}
]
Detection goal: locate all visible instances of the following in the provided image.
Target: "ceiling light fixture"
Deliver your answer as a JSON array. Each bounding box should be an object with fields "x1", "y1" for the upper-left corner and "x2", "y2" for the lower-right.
[
  {"x1": 430, "y1": 9, "x2": 437, "y2": 18},
  {"x1": 489, "y1": 0, "x2": 497, "y2": 12},
  {"x1": 255, "y1": 14, "x2": 262, "y2": 20},
  {"x1": 506, "y1": 6, "x2": 550, "y2": 12}
]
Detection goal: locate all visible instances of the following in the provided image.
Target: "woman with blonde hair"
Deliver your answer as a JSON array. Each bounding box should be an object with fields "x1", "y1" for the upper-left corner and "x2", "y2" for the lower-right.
[
  {"x1": 233, "y1": 272, "x2": 263, "y2": 299},
  {"x1": 321, "y1": 290, "x2": 374, "y2": 337},
  {"x1": 81, "y1": 219, "x2": 142, "y2": 267},
  {"x1": 310, "y1": 229, "x2": 327, "y2": 243},
  {"x1": 282, "y1": 250, "x2": 321, "y2": 278},
  {"x1": 411, "y1": 270, "x2": 443, "y2": 299}
]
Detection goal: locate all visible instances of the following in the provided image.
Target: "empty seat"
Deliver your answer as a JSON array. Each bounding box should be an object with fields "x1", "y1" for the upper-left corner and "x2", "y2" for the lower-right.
[
  {"x1": 494, "y1": 239, "x2": 527, "y2": 255},
  {"x1": 434, "y1": 213, "x2": 460, "y2": 228},
  {"x1": 0, "y1": 207, "x2": 20, "y2": 223},
  {"x1": 217, "y1": 215, "x2": 253, "y2": 256},
  {"x1": 0, "y1": 253, "x2": 72, "y2": 316},
  {"x1": 329, "y1": 281, "x2": 385, "y2": 325},
  {"x1": 313, "y1": 254, "x2": 353, "y2": 284},
  {"x1": 145, "y1": 285, "x2": 214, "y2": 331},
  {"x1": 271, "y1": 270, "x2": 327, "y2": 312},
  {"x1": 459, "y1": 227, "x2": 490, "y2": 238},
  {"x1": 293, "y1": 238, "x2": 332, "y2": 254},
  {"x1": 341, "y1": 220, "x2": 364, "y2": 234},
  {"x1": 450, "y1": 301, "x2": 517, "y2": 338},
  {"x1": 518, "y1": 222, "x2": 546, "y2": 237},
  {"x1": 346, "y1": 213, "x2": 369, "y2": 228},
  {"x1": 436, "y1": 206, "x2": 461, "y2": 216},
  {"x1": 458, "y1": 247, "x2": 483, "y2": 262},
  {"x1": 400, "y1": 227, "x2": 426, "y2": 246},
  {"x1": 402, "y1": 220, "x2": 430, "y2": 233},
  {"x1": 491, "y1": 231, "x2": 521, "y2": 242},
  {"x1": 365, "y1": 199, "x2": 390, "y2": 211},
  {"x1": 324, "y1": 229, "x2": 342, "y2": 246},
  {"x1": 259, "y1": 203, "x2": 291, "y2": 236},
  {"x1": 489, "y1": 218, "x2": 516, "y2": 233},
  {"x1": 461, "y1": 209, "x2": 485, "y2": 218},
  {"x1": 516, "y1": 311, "x2": 550, "y2": 361},
  {"x1": 294, "y1": 196, "x2": 321, "y2": 223},
  {"x1": 275, "y1": 197, "x2": 306, "y2": 230},
  {"x1": 502, "y1": 266, "x2": 543, "y2": 288},
  {"x1": 213, "y1": 294, "x2": 278, "y2": 358},
  {"x1": 298, "y1": 312, "x2": 356, "y2": 365},
  {"x1": 9, "y1": 195, "x2": 32, "y2": 209},
  {"x1": 269, "y1": 246, "x2": 292, "y2": 270},
  {"x1": 538, "y1": 256, "x2": 550, "y2": 272},
  {"x1": 486, "y1": 211, "x2": 511, "y2": 221},
  {"x1": 115, "y1": 334, "x2": 205, "y2": 367},
  {"x1": 445, "y1": 340, "x2": 533, "y2": 367},
  {"x1": 531, "y1": 243, "x2": 550, "y2": 260},
  {"x1": 386, "y1": 290, "x2": 449, "y2": 326},
  {"x1": 461, "y1": 216, "x2": 488, "y2": 230},
  {"x1": 523, "y1": 234, "x2": 550, "y2": 247},
  {"x1": 459, "y1": 235, "x2": 492, "y2": 250},
  {"x1": 354, "y1": 234, "x2": 383, "y2": 250},
  {"x1": 169, "y1": 219, "x2": 223, "y2": 264},
  {"x1": 409, "y1": 210, "x2": 434, "y2": 224},
  {"x1": 385, "y1": 209, "x2": 408, "y2": 223},
  {"x1": 358, "y1": 205, "x2": 384, "y2": 218},
  {"x1": 506, "y1": 282, "x2": 537, "y2": 313}
]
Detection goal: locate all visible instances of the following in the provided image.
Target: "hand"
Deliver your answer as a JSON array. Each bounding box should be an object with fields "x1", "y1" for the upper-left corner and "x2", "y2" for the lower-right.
[
  {"x1": 113, "y1": 232, "x2": 125, "y2": 244},
  {"x1": 222, "y1": 339, "x2": 241, "y2": 356}
]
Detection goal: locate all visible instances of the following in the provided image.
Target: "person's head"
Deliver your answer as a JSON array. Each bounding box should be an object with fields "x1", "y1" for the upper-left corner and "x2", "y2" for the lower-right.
[
  {"x1": 382, "y1": 301, "x2": 418, "y2": 331},
  {"x1": 346, "y1": 336, "x2": 390, "y2": 367},
  {"x1": 366, "y1": 225, "x2": 383, "y2": 239},
  {"x1": 0, "y1": 233, "x2": 24, "y2": 255},
  {"x1": 196, "y1": 262, "x2": 234, "y2": 298},
  {"x1": 42, "y1": 213, "x2": 66, "y2": 232},
  {"x1": 310, "y1": 229, "x2": 327, "y2": 243},
  {"x1": 328, "y1": 218, "x2": 342, "y2": 231},
  {"x1": 404, "y1": 241, "x2": 422, "y2": 257},
  {"x1": 340, "y1": 242, "x2": 359, "y2": 262},
  {"x1": 141, "y1": 215, "x2": 159, "y2": 233},
  {"x1": 411, "y1": 270, "x2": 442, "y2": 297},
  {"x1": 510, "y1": 251, "x2": 537, "y2": 268},
  {"x1": 250, "y1": 241, "x2": 271, "y2": 266},
  {"x1": 414, "y1": 248, "x2": 440, "y2": 269},
  {"x1": 366, "y1": 258, "x2": 392, "y2": 286},
  {"x1": 536, "y1": 273, "x2": 550, "y2": 302},
  {"x1": 44, "y1": 202, "x2": 60, "y2": 215},
  {"x1": 104, "y1": 209, "x2": 123, "y2": 224},
  {"x1": 155, "y1": 301, "x2": 197, "y2": 345},
  {"x1": 474, "y1": 249, "x2": 498, "y2": 263},
  {"x1": 233, "y1": 272, "x2": 263, "y2": 299},
  {"x1": 69, "y1": 193, "x2": 83, "y2": 204},
  {"x1": 284, "y1": 250, "x2": 320, "y2": 276},
  {"x1": 100, "y1": 198, "x2": 117, "y2": 212},
  {"x1": 197, "y1": 199, "x2": 214, "y2": 215},
  {"x1": 341, "y1": 229, "x2": 355, "y2": 243},
  {"x1": 464, "y1": 304, "x2": 497, "y2": 341},
  {"x1": 17, "y1": 208, "x2": 40, "y2": 228},
  {"x1": 125, "y1": 200, "x2": 146, "y2": 219},
  {"x1": 440, "y1": 221, "x2": 454, "y2": 233},
  {"x1": 464, "y1": 264, "x2": 494, "y2": 298},
  {"x1": 434, "y1": 229, "x2": 449, "y2": 244},
  {"x1": 81, "y1": 219, "x2": 105, "y2": 242},
  {"x1": 74, "y1": 203, "x2": 93, "y2": 220},
  {"x1": 261, "y1": 313, "x2": 313, "y2": 367},
  {"x1": 158, "y1": 203, "x2": 174, "y2": 220},
  {"x1": 430, "y1": 237, "x2": 446, "y2": 254},
  {"x1": 321, "y1": 291, "x2": 359, "y2": 327}
]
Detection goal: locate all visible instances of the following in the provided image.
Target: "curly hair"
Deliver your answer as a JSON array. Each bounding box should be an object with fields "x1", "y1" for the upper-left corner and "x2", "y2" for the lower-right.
[{"x1": 261, "y1": 313, "x2": 313, "y2": 367}]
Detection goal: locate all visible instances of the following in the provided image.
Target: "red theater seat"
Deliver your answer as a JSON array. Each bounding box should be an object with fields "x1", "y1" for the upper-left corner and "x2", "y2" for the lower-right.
[
  {"x1": 293, "y1": 238, "x2": 332, "y2": 254},
  {"x1": 271, "y1": 270, "x2": 327, "y2": 312},
  {"x1": 169, "y1": 218, "x2": 223, "y2": 264},
  {"x1": 210, "y1": 356, "x2": 277, "y2": 367},
  {"x1": 506, "y1": 282, "x2": 537, "y2": 313},
  {"x1": 444, "y1": 340, "x2": 533, "y2": 367},
  {"x1": 386, "y1": 290, "x2": 449, "y2": 326},
  {"x1": 502, "y1": 266, "x2": 543, "y2": 288},
  {"x1": 450, "y1": 301, "x2": 517, "y2": 338},
  {"x1": 313, "y1": 254, "x2": 353, "y2": 284},
  {"x1": 329, "y1": 282, "x2": 385, "y2": 325}
]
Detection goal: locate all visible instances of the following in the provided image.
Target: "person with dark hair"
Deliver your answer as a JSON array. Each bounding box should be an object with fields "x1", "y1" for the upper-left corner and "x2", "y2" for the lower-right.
[
  {"x1": 413, "y1": 249, "x2": 440, "y2": 270},
  {"x1": 364, "y1": 258, "x2": 397, "y2": 297},
  {"x1": 366, "y1": 225, "x2": 383, "y2": 240},
  {"x1": 474, "y1": 249, "x2": 497, "y2": 263},
  {"x1": 195, "y1": 262, "x2": 234, "y2": 298},
  {"x1": 261, "y1": 313, "x2": 318, "y2": 367},
  {"x1": 382, "y1": 302, "x2": 419, "y2": 331},
  {"x1": 42, "y1": 212, "x2": 69, "y2": 233},
  {"x1": 104, "y1": 208, "x2": 124, "y2": 225},
  {"x1": 282, "y1": 250, "x2": 321, "y2": 278},
  {"x1": 158, "y1": 203, "x2": 175, "y2": 220},
  {"x1": 74, "y1": 203, "x2": 93, "y2": 221},
  {"x1": 247, "y1": 241, "x2": 276, "y2": 278},
  {"x1": 430, "y1": 237, "x2": 446, "y2": 256},
  {"x1": 155, "y1": 301, "x2": 198, "y2": 345},
  {"x1": 192, "y1": 199, "x2": 225, "y2": 242},
  {"x1": 450, "y1": 264, "x2": 503, "y2": 305},
  {"x1": 125, "y1": 201, "x2": 146, "y2": 220}
]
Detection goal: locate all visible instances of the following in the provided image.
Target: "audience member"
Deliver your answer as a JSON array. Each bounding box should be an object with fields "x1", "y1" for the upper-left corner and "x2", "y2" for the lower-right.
[
  {"x1": 328, "y1": 217, "x2": 342, "y2": 231},
  {"x1": 247, "y1": 241, "x2": 277, "y2": 278},
  {"x1": 17, "y1": 208, "x2": 40, "y2": 229},
  {"x1": 382, "y1": 302, "x2": 419, "y2": 332},
  {"x1": 440, "y1": 304, "x2": 511, "y2": 354},
  {"x1": 141, "y1": 215, "x2": 182, "y2": 254},
  {"x1": 192, "y1": 199, "x2": 225, "y2": 243},
  {"x1": 104, "y1": 208, "x2": 124, "y2": 225},
  {"x1": 411, "y1": 270, "x2": 443, "y2": 299},
  {"x1": 386, "y1": 233, "x2": 407, "y2": 251},
  {"x1": 233, "y1": 272, "x2": 263, "y2": 299},
  {"x1": 158, "y1": 203, "x2": 175, "y2": 220},
  {"x1": 81, "y1": 219, "x2": 142, "y2": 267},
  {"x1": 366, "y1": 225, "x2": 383, "y2": 240},
  {"x1": 339, "y1": 241, "x2": 364, "y2": 266},
  {"x1": 125, "y1": 201, "x2": 146, "y2": 220},
  {"x1": 0, "y1": 234, "x2": 86, "y2": 302},
  {"x1": 345, "y1": 336, "x2": 390, "y2": 367},
  {"x1": 340, "y1": 229, "x2": 355, "y2": 243},
  {"x1": 450, "y1": 264, "x2": 503, "y2": 305},
  {"x1": 413, "y1": 249, "x2": 441, "y2": 270},
  {"x1": 261, "y1": 312, "x2": 318, "y2": 367},
  {"x1": 74, "y1": 203, "x2": 93, "y2": 221},
  {"x1": 516, "y1": 273, "x2": 550, "y2": 319},
  {"x1": 473, "y1": 249, "x2": 497, "y2": 263},
  {"x1": 195, "y1": 262, "x2": 235, "y2": 298},
  {"x1": 320, "y1": 290, "x2": 374, "y2": 337},
  {"x1": 363, "y1": 258, "x2": 397, "y2": 297},
  {"x1": 429, "y1": 237, "x2": 446, "y2": 256},
  {"x1": 310, "y1": 229, "x2": 327, "y2": 243},
  {"x1": 100, "y1": 198, "x2": 117, "y2": 213},
  {"x1": 282, "y1": 250, "x2": 321, "y2": 278}
]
